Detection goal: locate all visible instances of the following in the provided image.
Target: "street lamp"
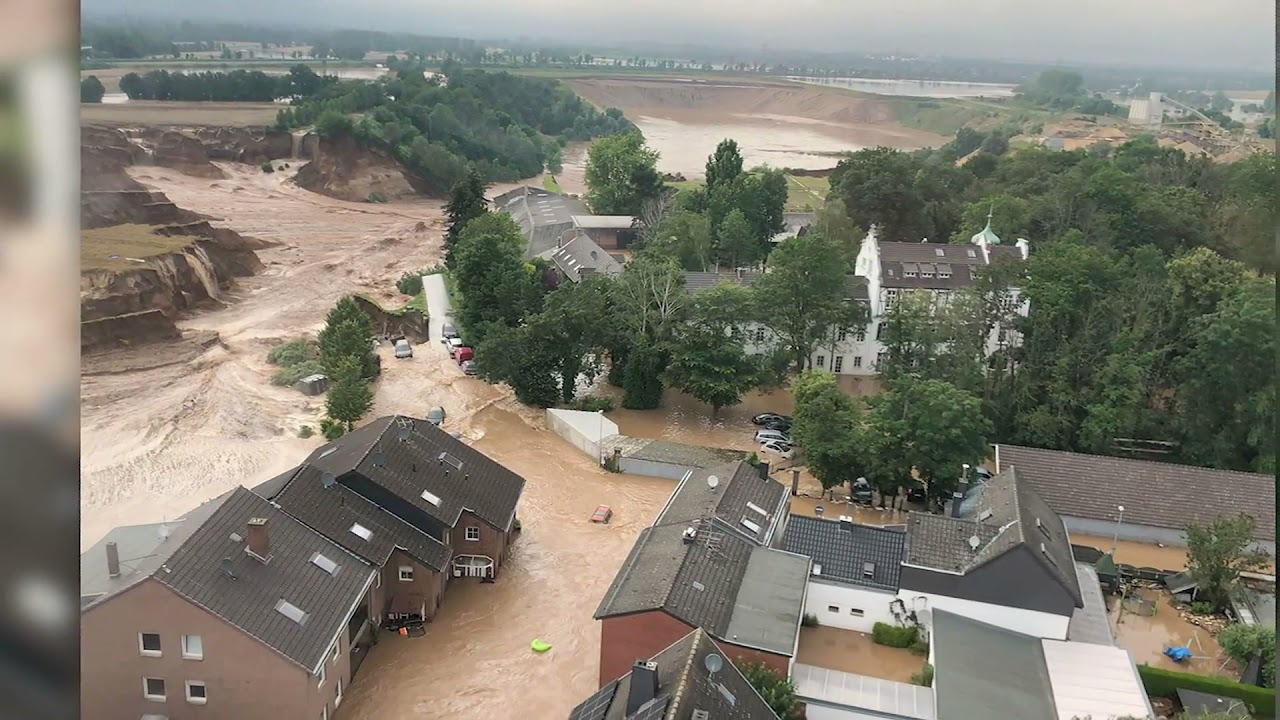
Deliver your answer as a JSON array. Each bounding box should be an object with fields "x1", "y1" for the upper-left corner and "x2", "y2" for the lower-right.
[{"x1": 1111, "y1": 505, "x2": 1125, "y2": 555}]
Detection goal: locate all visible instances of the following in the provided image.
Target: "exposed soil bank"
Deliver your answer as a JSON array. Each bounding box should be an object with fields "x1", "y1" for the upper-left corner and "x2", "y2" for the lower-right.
[
  {"x1": 353, "y1": 293, "x2": 430, "y2": 343},
  {"x1": 567, "y1": 77, "x2": 948, "y2": 174},
  {"x1": 294, "y1": 133, "x2": 432, "y2": 202}
]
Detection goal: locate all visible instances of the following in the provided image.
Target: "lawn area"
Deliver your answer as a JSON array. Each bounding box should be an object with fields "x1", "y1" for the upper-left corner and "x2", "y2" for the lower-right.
[
  {"x1": 81, "y1": 224, "x2": 194, "y2": 271},
  {"x1": 542, "y1": 175, "x2": 561, "y2": 193},
  {"x1": 666, "y1": 173, "x2": 829, "y2": 211}
]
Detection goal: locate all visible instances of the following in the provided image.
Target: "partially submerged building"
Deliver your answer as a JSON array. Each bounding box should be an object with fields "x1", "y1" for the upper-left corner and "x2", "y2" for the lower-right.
[{"x1": 993, "y1": 444, "x2": 1276, "y2": 555}]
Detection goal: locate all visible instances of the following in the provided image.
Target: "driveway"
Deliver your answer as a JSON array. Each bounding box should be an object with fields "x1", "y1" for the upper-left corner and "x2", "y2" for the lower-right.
[{"x1": 423, "y1": 272, "x2": 450, "y2": 346}]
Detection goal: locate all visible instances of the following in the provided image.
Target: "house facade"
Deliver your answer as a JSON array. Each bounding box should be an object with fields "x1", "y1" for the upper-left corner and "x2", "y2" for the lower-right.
[
  {"x1": 263, "y1": 415, "x2": 526, "y2": 624},
  {"x1": 569, "y1": 214, "x2": 638, "y2": 250},
  {"x1": 81, "y1": 487, "x2": 378, "y2": 720}
]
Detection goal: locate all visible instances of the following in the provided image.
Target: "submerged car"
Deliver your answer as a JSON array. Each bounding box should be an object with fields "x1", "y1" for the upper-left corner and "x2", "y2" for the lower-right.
[
  {"x1": 426, "y1": 406, "x2": 446, "y2": 426},
  {"x1": 393, "y1": 337, "x2": 413, "y2": 359},
  {"x1": 460, "y1": 360, "x2": 477, "y2": 376},
  {"x1": 446, "y1": 337, "x2": 464, "y2": 357}
]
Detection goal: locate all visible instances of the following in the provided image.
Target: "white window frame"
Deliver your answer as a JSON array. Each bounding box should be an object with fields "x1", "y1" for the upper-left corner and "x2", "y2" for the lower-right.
[
  {"x1": 181, "y1": 634, "x2": 203, "y2": 660},
  {"x1": 335, "y1": 677, "x2": 344, "y2": 707},
  {"x1": 317, "y1": 663, "x2": 325, "y2": 688},
  {"x1": 833, "y1": 356, "x2": 844, "y2": 373},
  {"x1": 185, "y1": 680, "x2": 207, "y2": 705},
  {"x1": 139, "y1": 632, "x2": 162, "y2": 657},
  {"x1": 816, "y1": 355, "x2": 825, "y2": 368},
  {"x1": 465, "y1": 526, "x2": 481, "y2": 542},
  {"x1": 849, "y1": 608, "x2": 865, "y2": 617},
  {"x1": 853, "y1": 356, "x2": 863, "y2": 368},
  {"x1": 331, "y1": 639, "x2": 340, "y2": 664},
  {"x1": 855, "y1": 330, "x2": 866, "y2": 343},
  {"x1": 143, "y1": 676, "x2": 166, "y2": 701},
  {"x1": 827, "y1": 605, "x2": 839, "y2": 613},
  {"x1": 753, "y1": 327, "x2": 765, "y2": 343},
  {"x1": 398, "y1": 566, "x2": 414, "y2": 582}
]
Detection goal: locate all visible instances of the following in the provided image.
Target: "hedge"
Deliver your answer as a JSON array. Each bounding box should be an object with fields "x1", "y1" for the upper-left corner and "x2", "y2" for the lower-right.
[
  {"x1": 1137, "y1": 663, "x2": 1276, "y2": 717},
  {"x1": 872, "y1": 622, "x2": 919, "y2": 648}
]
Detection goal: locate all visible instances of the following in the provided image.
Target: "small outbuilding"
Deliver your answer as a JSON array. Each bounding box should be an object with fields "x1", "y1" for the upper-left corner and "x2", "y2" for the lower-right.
[{"x1": 295, "y1": 374, "x2": 328, "y2": 396}]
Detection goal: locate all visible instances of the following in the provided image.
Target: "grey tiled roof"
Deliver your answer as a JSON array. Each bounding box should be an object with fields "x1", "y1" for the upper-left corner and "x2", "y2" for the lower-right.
[
  {"x1": 305, "y1": 415, "x2": 525, "y2": 533},
  {"x1": 152, "y1": 486, "x2": 377, "y2": 673},
  {"x1": 879, "y1": 241, "x2": 1023, "y2": 290},
  {"x1": 906, "y1": 469, "x2": 1083, "y2": 606},
  {"x1": 931, "y1": 609, "x2": 1056, "y2": 720},
  {"x1": 250, "y1": 464, "x2": 300, "y2": 500},
  {"x1": 995, "y1": 444, "x2": 1276, "y2": 542},
  {"x1": 654, "y1": 462, "x2": 788, "y2": 545},
  {"x1": 595, "y1": 520, "x2": 807, "y2": 655},
  {"x1": 783, "y1": 515, "x2": 906, "y2": 591},
  {"x1": 549, "y1": 234, "x2": 624, "y2": 282},
  {"x1": 272, "y1": 464, "x2": 452, "y2": 572},
  {"x1": 682, "y1": 271, "x2": 762, "y2": 292},
  {"x1": 494, "y1": 186, "x2": 589, "y2": 258},
  {"x1": 570, "y1": 628, "x2": 781, "y2": 720}
]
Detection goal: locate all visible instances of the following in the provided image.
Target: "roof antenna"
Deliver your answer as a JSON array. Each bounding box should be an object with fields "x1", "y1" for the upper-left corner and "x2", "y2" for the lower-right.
[{"x1": 321, "y1": 472, "x2": 336, "y2": 488}]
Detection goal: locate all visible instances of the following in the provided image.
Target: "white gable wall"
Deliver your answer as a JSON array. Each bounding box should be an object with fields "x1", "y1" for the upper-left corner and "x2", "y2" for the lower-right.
[
  {"x1": 805, "y1": 580, "x2": 899, "y2": 633},
  {"x1": 899, "y1": 589, "x2": 1070, "y2": 641}
]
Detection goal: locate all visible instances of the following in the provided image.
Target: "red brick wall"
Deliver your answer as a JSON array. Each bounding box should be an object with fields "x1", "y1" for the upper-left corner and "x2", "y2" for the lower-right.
[
  {"x1": 451, "y1": 510, "x2": 514, "y2": 577},
  {"x1": 380, "y1": 549, "x2": 444, "y2": 621},
  {"x1": 598, "y1": 612, "x2": 791, "y2": 687}
]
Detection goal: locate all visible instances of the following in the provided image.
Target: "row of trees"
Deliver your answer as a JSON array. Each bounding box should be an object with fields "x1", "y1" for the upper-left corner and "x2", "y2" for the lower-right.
[
  {"x1": 115, "y1": 65, "x2": 335, "y2": 102},
  {"x1": 316, "y1": 297, "x2": 377, "y2": 435},
  {"x1": 1014, "y1": 70, "x2": 1123, "y2": 115},
  {"x1": 278, "y1": 61, "x2": 634, "y2": 190}
]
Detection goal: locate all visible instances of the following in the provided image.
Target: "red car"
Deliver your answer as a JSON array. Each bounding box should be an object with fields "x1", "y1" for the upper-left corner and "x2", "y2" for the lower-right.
[
  {"x1": 456, "y1": 347, "x2": 474, "y2": 364},
  {"x1": 590, "y1": 505, "x2": 612, "y2": 524}
]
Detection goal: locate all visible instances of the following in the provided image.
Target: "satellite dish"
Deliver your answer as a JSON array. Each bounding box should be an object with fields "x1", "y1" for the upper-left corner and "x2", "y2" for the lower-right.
[
  {"x1": 397, "y1": 426, "x2": 412, "y2": 442},
  {"x1": 370, "y1": 452, "x2": 386, "y2": 468},
  {"x1": 704, "y1": 653, "x2": 724, "y2": 674},
  {"x1": 321, "y1": 472, "x2": 336, "y2": 488},
  {"x1": 707, "y1": 475, "x2": 719, "y2": 489},
  {"x1": 968, "y1": 534, "x2": 981, "y2": 551}
]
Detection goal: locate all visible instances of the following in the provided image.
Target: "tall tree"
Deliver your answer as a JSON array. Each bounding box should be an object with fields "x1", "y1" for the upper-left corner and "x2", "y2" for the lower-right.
[
  {"x1": 584, "y1": 132, "x2": 664, "y2": 215},
  {"x1": 868, "y1": 377, "x2": 990, "y2": 505},
  {"x1": 443, "y1": 168, "x2": 490, "y2": 269},
  {"x1": 325, "y1": 358, "x2": 374, "y2": 431},
  {"x1": 316, "y1": 296, "x2": 375, "y2": 380},
  {"x1": 452, "y1": 213, "x2": 540, "y2": 337},
  {"x1": 622, "y1": 340, "x2": 666, "y2": 409},
  {"x1": 790, "y1": 370, "x2": 862, "y2": 495},
  {"x1": 736, "y1": 662, "x2": 798, "y2": 720},
  {"x1": 664, "y1": 284, "x2": 760, "y2": 415},
  {"x1": 650, "y1": 210, "x2": 713, "y2": 271},
  {"x1": 1184, "y1": 514, "x2": 1270, "y2": 612},
  {"x1": 829, "y1": 147, "x2": 925, "y2": 243},
  {"x1": 716, "y1": 208, "x2": 763, "y2": 270},
  {"x1": 751, "y1": 229, "x2": 862, "y2": 372},
  {"x1": 613, "y1": 252, "x2": 689, "y2": 344},
  {"x1": 704, "y1": 138, "x2": 744, "y2": 195},
  {"x1": 80, "y1": 76, "x2": 106, "y2": 103}
]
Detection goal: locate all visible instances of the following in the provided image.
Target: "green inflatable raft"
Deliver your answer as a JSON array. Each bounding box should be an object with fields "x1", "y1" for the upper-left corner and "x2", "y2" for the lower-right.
[{"x1": 531, "y1": 639, "x2": 552, "y2": 653}]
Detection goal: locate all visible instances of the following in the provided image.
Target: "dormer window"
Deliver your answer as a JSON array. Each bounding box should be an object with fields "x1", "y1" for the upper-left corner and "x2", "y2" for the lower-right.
[
  {"x1": 967, "y1": 248, "x2": 977, "y2": 258},
  {"x1": 934, "y1": 248, "x2": 945, "y2": 257},
  {"x1": 904, "y1": 270, "x2": 917, "y2": 278},
  {"x1": 920, "y1": 269, "x2": 934, "y2": 279}
]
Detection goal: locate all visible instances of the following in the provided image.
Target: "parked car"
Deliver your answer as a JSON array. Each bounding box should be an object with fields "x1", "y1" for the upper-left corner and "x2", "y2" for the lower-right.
[
  {"x1": 447, "y1": 337, "x2": 464, "y2": 357},
  {"x1": 761, "y1": 418, "x2": 793, "y2": 432},
  {"x1": 850, "y1": 477, "x2": 874, "y2": 505},
  {"x1": 460, "y1": 360, "x2": 477, "y2": 376},
  {"x1": 393, "y1": 337, "x2": 413, "y2": 359},
  {"x1": 456, "y1": 347, "x2": 474, "y2": 364},
  {"x1": 906, "y1": 481, "x2": 927, "y2": 503},
  {"x1": 755, "y1": 429, "x2": 792, "y2": 445},
  {"x1": 758, "y1": 439, "x2": 794, "y2": 459},
  {"x1": 752, "y1": 412, "x2": 792, "y2": 426},
  {"x1": 441, "y1": 323, "x2": 458, "y2": 343},
  {"x1": 974, "y1": 466, "x2": 993, "y2": 481},
  {"x1": 426, "y1": 406, "x2": 446, "y2": 426}
]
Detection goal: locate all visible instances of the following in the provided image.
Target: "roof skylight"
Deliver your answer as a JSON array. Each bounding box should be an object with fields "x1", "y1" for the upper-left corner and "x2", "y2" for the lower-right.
[
  {"x1": 350, "y1": 523, "x2": 372, "y2": 541},
  {"x1": 275, "y1": 598, "x2": 309, "y2": 625},
  {"x1": 310, "y1": 552, "x2": 340, "y2": 575},
  {"x1": 745, "y1": 501, "x2": 768, "y2": 517},
  {"x1": 421, "y1": 490, "x2": 442, "y2": 506},
  {"x1": 740, "y1": 517, "x2": 762, "y2": 535}
]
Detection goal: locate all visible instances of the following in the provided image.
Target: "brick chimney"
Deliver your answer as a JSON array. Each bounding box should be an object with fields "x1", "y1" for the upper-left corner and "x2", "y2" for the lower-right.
[
  {"x1": 247, "y1": 518, "x2": 270, "y2": 560},
  {"x1": 106, "y1": 541, "x2": 121, "y2": 578}
]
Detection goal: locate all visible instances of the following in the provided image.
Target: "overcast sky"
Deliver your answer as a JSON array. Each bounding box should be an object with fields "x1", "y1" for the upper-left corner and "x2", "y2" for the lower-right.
[{"x1": 90, "y1": 0, "x2": 1275, "y2": 71}]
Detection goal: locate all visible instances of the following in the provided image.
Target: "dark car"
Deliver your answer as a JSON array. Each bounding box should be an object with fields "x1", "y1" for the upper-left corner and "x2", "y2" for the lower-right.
[
  {"x1": 762, "y1": 418, "x2": 793, "y2": 432},
  {"x1": 906, "y1": 481, "x2": 927, "y2": 503},
  {"x1": 850, "y1": 477, "x2": 874, "y2": 505},
  {"x1": 752, "y1": 412, "x2": 792, "y2": 426}
]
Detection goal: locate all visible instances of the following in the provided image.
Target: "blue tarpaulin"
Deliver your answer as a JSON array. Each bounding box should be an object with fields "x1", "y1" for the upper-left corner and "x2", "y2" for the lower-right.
[{"x1": 1164, "y1": 645, "x2": 1193, "y2": 662}]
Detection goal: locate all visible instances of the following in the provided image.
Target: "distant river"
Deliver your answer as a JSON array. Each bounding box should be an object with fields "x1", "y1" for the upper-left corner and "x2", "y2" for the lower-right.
[{"x1": 786, "y1": 76, "x2": 1017, "y2": 99}]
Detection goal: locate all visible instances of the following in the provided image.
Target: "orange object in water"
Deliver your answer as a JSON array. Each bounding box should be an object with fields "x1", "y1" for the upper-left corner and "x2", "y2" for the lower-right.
[{"x1": 399, "y1": 627, "x2": 407, "y2": 636}]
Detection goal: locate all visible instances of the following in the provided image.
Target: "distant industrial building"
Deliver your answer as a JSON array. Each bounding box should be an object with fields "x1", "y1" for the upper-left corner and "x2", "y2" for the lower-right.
[{"x1": 1127, "y1": 92, "x2": 1165, "y2": 126}]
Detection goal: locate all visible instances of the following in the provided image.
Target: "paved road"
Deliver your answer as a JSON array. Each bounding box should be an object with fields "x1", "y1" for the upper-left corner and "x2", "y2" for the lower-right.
[{"x1": 423, "y1": 273, "x2": 450, "y2": 347}]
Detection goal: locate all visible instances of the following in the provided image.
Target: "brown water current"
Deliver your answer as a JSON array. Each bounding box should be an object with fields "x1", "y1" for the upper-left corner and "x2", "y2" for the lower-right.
[{"x1": 796, "y1": 626, "x2": 923, "y2": 682}]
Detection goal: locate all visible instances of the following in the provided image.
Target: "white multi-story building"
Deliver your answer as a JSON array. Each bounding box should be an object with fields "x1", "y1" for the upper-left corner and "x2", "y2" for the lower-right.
[{"x1": 682, "y1": 218, "x2": 1030, "y2": 377}]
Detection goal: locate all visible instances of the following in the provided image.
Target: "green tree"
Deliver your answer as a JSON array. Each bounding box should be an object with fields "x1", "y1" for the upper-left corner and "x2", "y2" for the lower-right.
[
  {"x1": 613, "y1": 252, "x2": 689, "y2": 344},
  {"x1": 80, "y1": 76, "x2": 106, "y2": 103},
  {"x1": 325, "y1": 358, "x2": 374, "y2": 431},
  {"x1": 790, "y1": 369, "x2": 862, "y2": 495},
  {"x1": 118, "y1": 72, "x2": 145, "y2": 100},
  {"x1": 316, "y1": 296, "x2": 375, "y2": 380},
  {"x1": 716, "y1": 208, "x2": 762, "y2": 270},
  {"x1": 704, "y1": 138, "x2": 744, "y2": 195},
  {"x1": 650, "y1": 210, "x2": 713, "y2": 271},
  {"x1": 665, "y1": 320, "x2": 759, "y2": 415},
  {"x1": 751, "y1": 229, "x2": 861, "y2": 372},
  {"x1": 474, "y1": 323, "x2": 561, "y2": 407},
  {"x1": 1217, "y1": 623, "x2": 1275, "y2": 688},
  {"x1": 622, "y1": 340, "x2": 666, "y2": 409},
  {"x1": 868, "y1": 377, "x2": 991, "y2": 504},
  {"x1": 737, "y1": 661, "x2": 798, "y2": 720},
  {"x1": 533, "y1": 277, "x2": 614, "y2": 403},
  {"x1": 453, "y1": 213, "x2": 540, "y2": 337},
  {"x1": 584, "y1": 132, "x2": 664, "y2": 215},
  {"x1": 829, "y1": 147, "x2": 925, "y2": 242},
  {"x1": 444, "y1": 168, "x2": 490, "y2": 269},
  {"x1": 1184, "y1": 514, "x2": 1270, "y2": 612},
  {"x1": 314, "y1": 110, "x2": 353, "y2": 138}
]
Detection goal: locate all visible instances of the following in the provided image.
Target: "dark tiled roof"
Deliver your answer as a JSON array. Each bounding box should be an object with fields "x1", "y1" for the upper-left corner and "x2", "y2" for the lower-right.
[
  {"x1": 654, "y1": 462, "x2": 788, "y2": 545},
  {"x1": 995, "y1": 444, "x2": 1276, "y2": 542},
  {"x1": 250, "y1": 464, "x2": 300, "y2": 500},
  {"x1": 931, "y1": 610, "x2": 1056, "y2": 720},
  {"x1": 683, "y1": 271, "x2": 761, "y2": 292},
  {"x1": 272, "y1": 464, "x2": 451, "y2": 572},
  {"x1": 494, "y1": 186, "x2": 589, "y2": 258},
  {"x1": 306, "y1": 415, "x2": 525, "y2": 533},
  {"x1": 905, "y1": 468, "x2": 1083, "y2": 606},
  {"x1": 878, "y1": 242, "x2": 1023, "y2": 290},
  {"x1": 153, "y1": 487, "x2": 376, "y2": 673},
  {"x1": 594, "y1": 520, "x2": 808, "y2": 655},
  {"x1": 569, "y1": 628, "x2": 780, "y2": 720},
  {"x1": 844, "y1": 274, "x2": 870, "y2": 301},
  {"x1": 783, "y1": 515, "x2": 906, "y2": 591}
]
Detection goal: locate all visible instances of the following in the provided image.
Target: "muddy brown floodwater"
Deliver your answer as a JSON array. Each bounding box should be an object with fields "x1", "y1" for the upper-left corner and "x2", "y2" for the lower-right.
[
  {"x1": 1109, "y1": 587, "x2": 1232, "y2": 678},
  {"x1": 796, "y1": 626, "x2": 923, "y2": 683}
]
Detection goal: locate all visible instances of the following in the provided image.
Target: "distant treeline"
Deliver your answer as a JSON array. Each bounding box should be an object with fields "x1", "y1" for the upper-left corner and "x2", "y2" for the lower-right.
[
  {"x1": 275, "y1": 59, "x2": 635, "y2": 190},
  {"x1": 116, "y1": 65, "x2": 334, "y2": 102},
  {"x1": 81, "y1": 19, "x2": 476, "y2": 61}
]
